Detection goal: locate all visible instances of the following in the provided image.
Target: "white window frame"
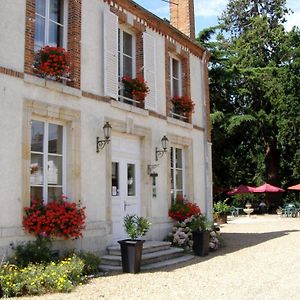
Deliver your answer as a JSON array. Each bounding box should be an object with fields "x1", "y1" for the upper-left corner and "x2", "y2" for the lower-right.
[
  {"x1": 34, "y1": 0, "x2": 68, "y2": 50},
  {"x1": 170, "y1": 146, "x2": 185, "y2": 203},
  {"x1": 170, "y1": 55, "x2": 182, "y2": 98},
  {"x1": 118, "y1": 27, "x2": 136, "y2": 103},
  {"x1": 30, "y1": 118, "x2": 67, "y2": 203}
]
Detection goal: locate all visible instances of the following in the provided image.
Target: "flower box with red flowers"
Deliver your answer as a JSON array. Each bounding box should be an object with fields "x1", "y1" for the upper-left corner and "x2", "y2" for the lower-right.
[
  {"x1": 121, "y1": 76, "x2": 150, "y2": 102},
  {"x1": 33, "y1": 45, "x2": 70, "y2": 81},
  {"x1": 171, "y1": 95, "x2": 195, "y2": 118},
  {"x1": 23, "y1": 196, "x2": 85, "y2": 240}
]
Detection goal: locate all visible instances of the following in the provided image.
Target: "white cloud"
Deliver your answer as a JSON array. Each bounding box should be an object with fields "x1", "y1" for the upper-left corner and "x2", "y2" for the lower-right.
[
  {"x1": 285, "y1": 11, "x2": 300, "y2": 31},
  {"x1": 195, "y1": 0, "x2": 228, "y2": 18}
]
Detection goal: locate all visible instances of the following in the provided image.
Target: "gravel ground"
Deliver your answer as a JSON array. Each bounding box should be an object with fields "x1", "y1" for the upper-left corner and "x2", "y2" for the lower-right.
[{"x1": 13, "y1": 215, "x2": 300, "y2": 300}]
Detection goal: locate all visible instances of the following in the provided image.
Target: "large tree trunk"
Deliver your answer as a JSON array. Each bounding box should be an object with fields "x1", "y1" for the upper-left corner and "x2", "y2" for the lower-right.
[{"x1": 265, "y1": 141, "x2": 282, "y2": 211}]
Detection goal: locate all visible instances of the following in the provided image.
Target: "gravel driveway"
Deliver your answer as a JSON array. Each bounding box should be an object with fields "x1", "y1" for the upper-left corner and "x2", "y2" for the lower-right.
[{"x1": 14, "y1": 215, "x2": 300, "y2": 300}]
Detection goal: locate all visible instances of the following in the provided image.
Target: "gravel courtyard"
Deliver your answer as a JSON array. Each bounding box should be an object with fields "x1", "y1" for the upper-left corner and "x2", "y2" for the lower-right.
[{"x1": 15, "y1": 215, "x2": 300, "y2": 300}]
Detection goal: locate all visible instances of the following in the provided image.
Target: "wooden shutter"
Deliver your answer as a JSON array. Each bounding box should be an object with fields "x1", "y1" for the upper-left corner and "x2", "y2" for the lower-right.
[
  {"x1": 143, "y1": 32, "x2": 157, "y2": 111},
  {"x1": 103, "y1": 11, "x2": 118, "y2": 99}
]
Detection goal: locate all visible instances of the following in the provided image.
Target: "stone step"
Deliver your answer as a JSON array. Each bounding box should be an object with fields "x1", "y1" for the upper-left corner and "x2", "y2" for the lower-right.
[
  {"x1": 100, "y1": 255, "x2": 195, "y2": 272},
  {"x1": 101, "y1": 247, "x2": 184, "y2": 267},
  {"x1": 107, "y1": 241, "x2": 171, "y2": 256}
]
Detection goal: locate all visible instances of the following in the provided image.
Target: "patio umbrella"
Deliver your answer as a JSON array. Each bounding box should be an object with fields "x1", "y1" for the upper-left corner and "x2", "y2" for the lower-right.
[
  {"x1": 227, "y1": 184, "x2": 256, "y2": 195},
  {"x1": 287, "y1": 183, "x2": 300, "y2": 190},
  {"x1": 252, "y1": 183, "x2": 284, "y2": 193}
]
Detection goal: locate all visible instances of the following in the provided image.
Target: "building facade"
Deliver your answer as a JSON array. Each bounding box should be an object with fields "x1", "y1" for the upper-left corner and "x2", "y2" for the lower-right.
[{"x1": 0, "y1": 0, "x2": 212, "y2": 256}]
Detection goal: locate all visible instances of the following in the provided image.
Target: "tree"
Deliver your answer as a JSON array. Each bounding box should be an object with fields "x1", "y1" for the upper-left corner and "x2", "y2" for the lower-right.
[{"x1": 198, "y1": 1, "x2": 300, "y2": 208}]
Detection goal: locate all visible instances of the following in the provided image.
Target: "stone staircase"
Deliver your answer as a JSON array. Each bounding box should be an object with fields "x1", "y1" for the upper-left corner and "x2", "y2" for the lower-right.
[{"x1": 100, "y1": 241, "x2": 194, "y2": 272}]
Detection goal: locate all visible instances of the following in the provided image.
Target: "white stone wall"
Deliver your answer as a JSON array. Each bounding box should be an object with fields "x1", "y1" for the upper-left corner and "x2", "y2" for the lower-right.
[{"x1": 0, "y1": 0, "x2": 212, "y2": 256}]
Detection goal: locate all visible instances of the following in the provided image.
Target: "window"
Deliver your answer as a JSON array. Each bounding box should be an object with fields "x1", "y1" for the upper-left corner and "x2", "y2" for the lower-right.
[
  {"x1": 118, "y1": 28, "x2": 135, "y2": 102},
  {"x1": 30, "y1": 120, "x2": 66, "y2": 203},
  {"x1": 170, "y1": 147, "x2": 185, "y2": 202},
  {"x1": 34, "y1": 0, "x2": 67, "y2": 51},
  {"x1": 170, "y1": 57, "x2": 181, "y2": 98}
]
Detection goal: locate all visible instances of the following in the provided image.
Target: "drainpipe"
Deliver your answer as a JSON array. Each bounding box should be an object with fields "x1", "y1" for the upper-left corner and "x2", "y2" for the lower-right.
[{"x1": 201, "y1": 51, "x2": 213, "y2": 220}]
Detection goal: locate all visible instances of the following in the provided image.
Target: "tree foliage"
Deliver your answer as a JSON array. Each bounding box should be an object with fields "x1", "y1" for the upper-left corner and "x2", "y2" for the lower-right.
[{"x1": 197, "y1": 0, "x2": 300, "y2": 207}]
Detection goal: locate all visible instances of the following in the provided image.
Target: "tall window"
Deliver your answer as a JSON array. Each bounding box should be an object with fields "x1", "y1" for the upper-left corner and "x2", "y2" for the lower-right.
[
  {"x1": 170, "y1": 147, "x2": 184, "y2": 202},
  {"x1": 170, "y1": 57, "x2": 181, "y2": 98},
  {"x1": 30, "y1": 120, "x2": 65, "y2": 202},
  {"x1": 118, "y1": 28, "x2": 135, "y2": 101},
  {"x1": 34, "y1": 0, "x2": 67, "y2": 51}
]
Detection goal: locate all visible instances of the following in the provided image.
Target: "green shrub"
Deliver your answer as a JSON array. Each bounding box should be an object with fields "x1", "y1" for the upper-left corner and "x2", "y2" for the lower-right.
[
  {"x1": 77, "y1": 251, "x2": 101, "y2": 275},
  {"x1": 10, "y1": 238, "x2": 52, "y2": 267},
  {"x1": 0, "y1": 255, "x2": 85, "y2": 297}
]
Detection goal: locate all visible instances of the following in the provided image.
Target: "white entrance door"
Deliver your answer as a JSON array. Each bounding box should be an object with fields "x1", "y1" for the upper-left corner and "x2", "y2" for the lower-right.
[{"x1": 111, "y1": 134, "x2": 141, "y2": 243}]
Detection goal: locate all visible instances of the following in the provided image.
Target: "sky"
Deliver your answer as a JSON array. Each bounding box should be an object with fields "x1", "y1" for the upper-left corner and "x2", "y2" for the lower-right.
[{"x1": 134, "y1": 0, "x2": 300, "y2": 34}]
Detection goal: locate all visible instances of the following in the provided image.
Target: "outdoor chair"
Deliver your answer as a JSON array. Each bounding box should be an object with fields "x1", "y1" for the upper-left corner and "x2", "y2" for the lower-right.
[{"x1": 230, "y1": 206, "x2": 239, "y2": 217}]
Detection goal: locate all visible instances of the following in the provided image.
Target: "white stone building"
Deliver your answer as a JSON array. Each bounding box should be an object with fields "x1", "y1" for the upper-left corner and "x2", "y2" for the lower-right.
[{"x1": 0, "y1": 0, "x2": 212, "y2": 256}]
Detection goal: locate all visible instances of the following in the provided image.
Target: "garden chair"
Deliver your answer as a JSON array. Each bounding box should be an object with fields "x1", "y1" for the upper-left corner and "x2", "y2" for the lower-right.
[{"x1": 230, "y1": 206, "x2": 239, "y2": 217}]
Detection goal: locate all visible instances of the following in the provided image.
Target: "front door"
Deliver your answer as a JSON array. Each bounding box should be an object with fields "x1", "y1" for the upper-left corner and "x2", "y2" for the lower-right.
[{"x1": 111, "y1": 134, "x2": 141, "y2": 243}]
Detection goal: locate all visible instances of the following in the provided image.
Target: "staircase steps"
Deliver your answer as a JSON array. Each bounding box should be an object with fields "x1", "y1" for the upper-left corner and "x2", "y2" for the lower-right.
[{"x1": 100, "y1": 241, "x2": 194, "y2": 272}]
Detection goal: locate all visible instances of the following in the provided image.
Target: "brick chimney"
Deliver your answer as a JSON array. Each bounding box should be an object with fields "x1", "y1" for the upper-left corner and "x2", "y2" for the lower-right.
[{"x1": 170, "y1": 0, "x2": 195, "y2": 40}]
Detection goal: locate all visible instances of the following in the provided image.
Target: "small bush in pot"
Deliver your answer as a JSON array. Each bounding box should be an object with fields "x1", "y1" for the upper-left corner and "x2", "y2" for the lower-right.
[
  {"x1": 119, "y1": 215, "x2": 151, "y2": 274},
  {"x1": 213, "y1": 201, "x2": 230, "y2": 224}
]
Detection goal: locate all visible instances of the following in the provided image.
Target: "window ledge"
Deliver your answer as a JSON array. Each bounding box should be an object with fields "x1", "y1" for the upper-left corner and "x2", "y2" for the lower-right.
[
  {"x1": 24, "y1": 74, "x2": 82, "y2": 98},
  {"x1": 111, "y1": 100, "x2": 149, "y2": 116},
  {"x1": 167, "y1": 116, "x2": 193, "y2": 129}
]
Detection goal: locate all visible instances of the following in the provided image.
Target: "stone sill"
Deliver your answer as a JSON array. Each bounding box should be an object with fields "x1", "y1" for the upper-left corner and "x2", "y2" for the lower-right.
[
  {"x1": 24, "y1": 74, "x2": 82, "y2": 98},
  {"x1": 111, "y1": 100, "x2": 149, "y2": 116},
  {"x1": 167, "y1": 116, "x2": 193, "y2": 129}
]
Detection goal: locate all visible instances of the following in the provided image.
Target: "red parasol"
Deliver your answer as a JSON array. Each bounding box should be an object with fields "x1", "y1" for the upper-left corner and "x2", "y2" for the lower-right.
[
  {"x1": 252, "y1": 183, "x2": 284, "y2": 193},
  {"x1": 287, "y1": 183, "x2": 300, "y2": 190},
  {"x1": 227, "y1": 184, "x2": 256, "y2": 195}
]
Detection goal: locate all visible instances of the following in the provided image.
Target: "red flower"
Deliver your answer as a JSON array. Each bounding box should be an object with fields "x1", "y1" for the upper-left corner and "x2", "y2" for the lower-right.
[
  {"x1": 33, "y1": 46, "x2": 70, "y2": 81},
  {"x1": 171, "y1": 96, "x2": 195, "y2": 117},
  {"x1": 23, "y1": 196, "x2": 85, "y2": 240},
  {"x1": 122, "y1": 76, "x2": 150, "y2": 102}
]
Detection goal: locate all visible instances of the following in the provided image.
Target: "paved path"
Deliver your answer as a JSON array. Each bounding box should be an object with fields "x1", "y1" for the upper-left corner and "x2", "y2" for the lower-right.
[{"x1": 15, "y1": 215, "x2": 300, "y2": 300}]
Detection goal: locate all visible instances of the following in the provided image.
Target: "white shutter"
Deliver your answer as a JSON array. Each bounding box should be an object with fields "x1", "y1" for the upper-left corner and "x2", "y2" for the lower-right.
[
  {"x1": 143, "y1": 32, "x2": 157, "y2": 111},
  {"x1": 103, "y1": 11, "x2": 118, "y2": 99}
]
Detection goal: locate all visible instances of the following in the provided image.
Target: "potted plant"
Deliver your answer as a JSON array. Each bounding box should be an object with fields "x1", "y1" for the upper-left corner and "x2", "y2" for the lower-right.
[
  {"x1": 33, "y1": 45, "x2": 70, "y2": 81},
  {"x1": 121, "y1": 76, "x2": 150, "y2": 102},
  {"x1": 171, "y1": 95, "x2": 195, "y2": 118},
  {"x1": 213, "y1": 201, "x2": 230, "y2": 224},
  {"x1": 187, "y1": 214, "x2": 212, "y2": 256},
  {"x1": 118, "y1": 215, "x2": 151, "y2": 273}
]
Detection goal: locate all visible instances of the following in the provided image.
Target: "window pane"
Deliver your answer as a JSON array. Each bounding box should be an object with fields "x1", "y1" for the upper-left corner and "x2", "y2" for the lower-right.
[
  {"x1": 30, "y1": 186, "x2": 43, "y2": 201},
  {"x1": 48, "y1": 155, "x2": 62, "y2": 185},
  {"x1": 172, "y1": 78, "x2": 179, "y2": 97},
  {"x1": 176, "y1": 148, "x2": 183, "y2": 168},
  {"x1": 31, "y1": 121, "x2": 44, "y2": 152},
  {"x1": 30, "y1": 154, "x2": 44, "y2": 185},
  {"x1": 50, "y1": 0, "x2": 64, "y2": 24},
  {"x1": 112, "y1": 162, "x2": 119, "y2": 196},
  {"x1": 123, "y1": 32, "x2": 132, "y2": 56},
  {"x1": 172, "y1": 59, "x2": 179, "y2": 79},
  {"x1": 123, "y1": 56, "x2": 133, "y2": 77},
  {"x1": 127, "y1": 164, "x2": 136, "y2": 196},
  {"x1": 176, "y1": 170, "x2": 183, "y2": 189},
  {"x1": 36, "y1": 0, "x2": 46, "y2": 16},
  {"x1": 118, "y1": 29, "x2": 121, "y2": 51},
  {"x1": 34, "y1": 15, "x2": 45, "y2": 51},
  {"x1": 48, "y1": 187, "x2": 62, "y2": 202},
  {"x1": 48, "y1": 124, "x2": 63, "y2": 154}
]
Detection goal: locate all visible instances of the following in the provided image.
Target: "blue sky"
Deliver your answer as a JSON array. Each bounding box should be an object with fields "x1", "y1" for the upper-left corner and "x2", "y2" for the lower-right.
[{"x1": 134, "y1": 0, "x2": 300, "y2": 34}]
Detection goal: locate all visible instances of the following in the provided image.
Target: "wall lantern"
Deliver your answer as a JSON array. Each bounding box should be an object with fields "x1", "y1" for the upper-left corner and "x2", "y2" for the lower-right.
[
  {"x1": 96, "y1": 121, "x2": 112, "y2": 152},
  {"x1": 155, "y1": 135, "x2": 169, "y2": 161}
]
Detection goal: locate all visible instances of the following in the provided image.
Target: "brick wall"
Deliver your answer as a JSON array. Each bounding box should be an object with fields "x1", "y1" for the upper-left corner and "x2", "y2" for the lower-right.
[
  {"x1": 170, "y1": 0, "x2": 195, "y2": 40},
  {"x1": 24, "y1": 0, "x2": 81, "y2": 89}
]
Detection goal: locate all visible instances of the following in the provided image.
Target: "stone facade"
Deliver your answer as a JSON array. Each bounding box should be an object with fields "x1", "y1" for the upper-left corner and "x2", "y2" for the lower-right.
[{"x1": 0, "y1": 0, "x2": 212, "y2": 257}]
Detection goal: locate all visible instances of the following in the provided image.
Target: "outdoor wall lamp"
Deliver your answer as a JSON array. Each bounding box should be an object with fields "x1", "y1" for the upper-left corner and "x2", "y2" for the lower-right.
[
  {"x1": 96, "y1": 121, "x2": 112, "y2": 152},
  {"x1": 155, "y1": 135, "x2": 169, "y2": 161}
]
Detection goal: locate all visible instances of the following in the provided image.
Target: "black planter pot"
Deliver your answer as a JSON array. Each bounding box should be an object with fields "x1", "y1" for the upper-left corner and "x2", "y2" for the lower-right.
[
  {"x1": 118, "y1": 239, "x2": 145, "y2": 273},
  {"x1": 192, "y1": 230, "x2": 210, "y2": 256}
]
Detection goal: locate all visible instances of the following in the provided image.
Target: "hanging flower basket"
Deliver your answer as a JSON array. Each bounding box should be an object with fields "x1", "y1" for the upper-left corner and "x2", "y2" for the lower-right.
[
  {"x1": 171, "y1": 95, "x2": 195, "y2": 117},
  {"x1": 121, "y1": 76, "x2": 150, "y2": 102},
  {"x1": 33, "y1": 45, "x2": 71, "y2": 81}
]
